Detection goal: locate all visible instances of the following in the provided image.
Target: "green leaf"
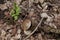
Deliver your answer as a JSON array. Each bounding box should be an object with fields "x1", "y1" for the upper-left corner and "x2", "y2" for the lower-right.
[
  {"x1": 13, "y1": 2, "x2": 17, "y2": 9},
  {"x1": 10, "y1": 2, "x2": 21, "y2": 21},
  {"x1": 12, "y1": 14, "x2": 16, "y2": 17},
  {"x1": 16, "y1": 7, "x2": 20, "y2": 15},
  {"x1": 14, "y1": 16, "x2": 18, "y2": 20},
  {"x1": 11, "y1": 10, "x2": 14, "y2": 16}
]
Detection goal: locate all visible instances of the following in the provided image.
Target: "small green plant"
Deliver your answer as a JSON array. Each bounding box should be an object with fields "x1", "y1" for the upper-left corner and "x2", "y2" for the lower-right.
[{"x1": 11, "y1": 2, "x2": 20, "y2": 21}]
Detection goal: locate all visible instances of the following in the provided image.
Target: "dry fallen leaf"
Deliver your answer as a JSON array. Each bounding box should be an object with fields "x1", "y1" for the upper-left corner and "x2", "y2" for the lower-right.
[
  {"x1": 11, "y1": 27, "x2": 17, "y2": 36},
  {"x1": 39, "y1": 0, "x2": 44, "y2": 4},
  {"x1": 24, "y1": 30, "x2": 31, "y2": 35},
  {"x1": 0, "y1": 4, "x2": 7, "y2": 10},
  {"x1": 21, "y1": 19, "x2": 31, "y2": 31},
  {"x1": 41, "y1": 13, "x2": 48, "y2": 18},
  {"x1": 15, "y1": 34, "x2": 21, "y2": 39},
  {"x1": 1, "y1": 29, "x2": 6, "y2": 36},
  {"x1": 15, "y1": 0, "x2": 22, "y2": 5},
  {"x1": 28, "y1": 9, "x2": 34, "y2": 17},
  {"x1": 4, "y1": 11, "x2": 10, "y2": 18}
]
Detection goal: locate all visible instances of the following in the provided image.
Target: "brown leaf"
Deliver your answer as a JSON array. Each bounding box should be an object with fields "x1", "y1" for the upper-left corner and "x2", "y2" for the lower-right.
[{"x1": 21, "y1": 19, "x2": 31, "y2": 31}]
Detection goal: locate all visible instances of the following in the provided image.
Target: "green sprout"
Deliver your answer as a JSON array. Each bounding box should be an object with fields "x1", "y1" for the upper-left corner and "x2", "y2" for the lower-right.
[{"x1": 11, "y1": 2, "x2": 20, "y2": 21}]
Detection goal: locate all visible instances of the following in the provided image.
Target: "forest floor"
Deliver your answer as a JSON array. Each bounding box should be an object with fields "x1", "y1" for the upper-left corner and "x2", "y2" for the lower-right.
[{"x1": 0, "y1": 0, "x2": 60, "y2": 40}]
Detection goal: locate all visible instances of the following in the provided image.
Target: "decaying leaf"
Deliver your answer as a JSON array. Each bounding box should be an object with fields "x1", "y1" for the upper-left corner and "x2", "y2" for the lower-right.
[
  {"x1": 24, "y1": 30, "x2": 31, "y2": 35},
  {"x1": 21, "y1": 19, "x2": 31, "y2": 31}
]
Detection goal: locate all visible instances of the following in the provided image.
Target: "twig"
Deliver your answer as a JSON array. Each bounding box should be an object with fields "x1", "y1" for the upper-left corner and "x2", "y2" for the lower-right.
[{"x1": 23, "y1": 18, "x2": 44, "y2": 40}]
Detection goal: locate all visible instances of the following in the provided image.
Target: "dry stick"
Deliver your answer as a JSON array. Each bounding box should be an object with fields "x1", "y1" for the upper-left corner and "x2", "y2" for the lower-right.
[{"x1": 23, "y1": 18, "x2": 44, "y2": 40}]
